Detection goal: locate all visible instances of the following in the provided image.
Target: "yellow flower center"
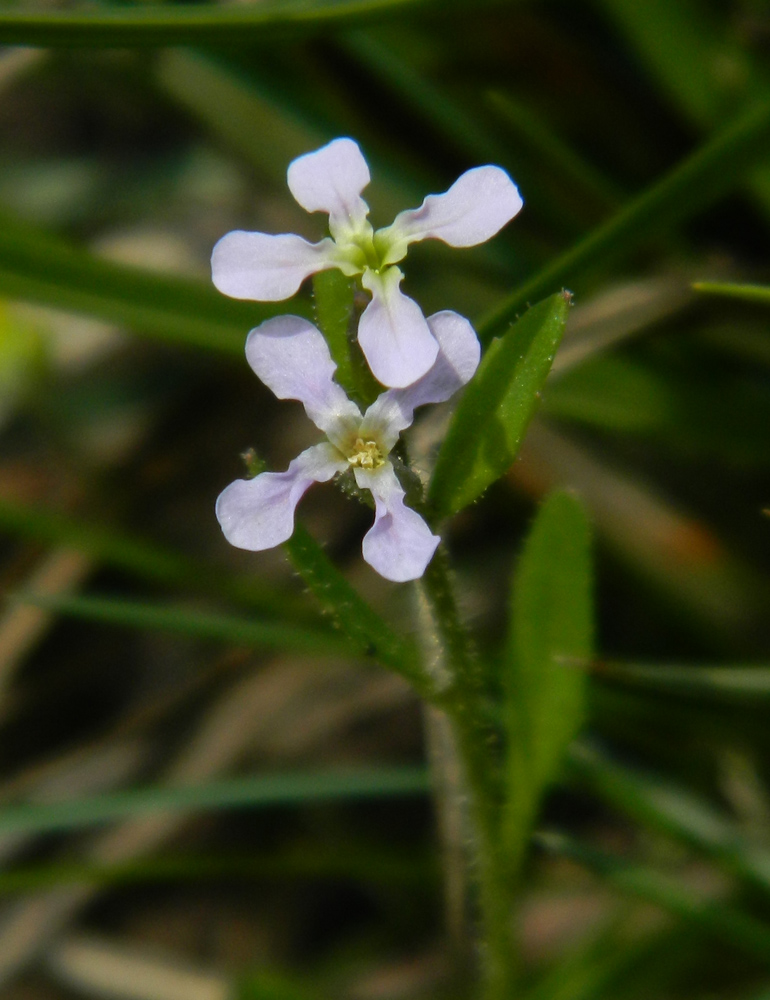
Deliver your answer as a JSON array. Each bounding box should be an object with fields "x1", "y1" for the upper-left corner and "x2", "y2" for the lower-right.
[{"x1": 347, "y1": 437, "x2": 384, "y2": 470}]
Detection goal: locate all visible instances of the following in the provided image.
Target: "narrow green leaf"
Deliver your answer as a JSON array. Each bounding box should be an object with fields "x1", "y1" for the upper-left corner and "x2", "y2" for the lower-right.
[
  {"x1": 283, "y1": 525, "x2": 426, "y2": 692},
  {"x1": 0, "y1": 497, "x2": 312, "y2": 621},
  {"x1": 541, "y1": 831, "x2": 770, "y2": 965},
  {"x1": 503, "y1": 491, "x2": 593, "y2": 870},
  {"x1": 598, "y1": 661, "x2": 770, "y2": 701},
  {"x1": 0, "y1": 0, "x2": 446, "y2": 47},
  {"x1": 429, "y1": 293, "x2": 569, "y2": 518},
  {"x1": 12, "y1": 591, "x2": 353, "y2": 659},
  {"x1": 0, "y1": 212, "x2": 298, "y2": 354},
  {"x1": 0, "y1": 767, "x2": 429, "y2": 837},
  {"x1": 542, "y1": 356, "x2": 674, "y2": 432},
  {"x1": 478, "y1": 99, "x2": 770, "y2": 340},
  {"x1": 570, "y1": 743, "x2": 770, "y2": 896},
  {"x1": 694, "y1": 282, "x2": 770, "y2": 306}
]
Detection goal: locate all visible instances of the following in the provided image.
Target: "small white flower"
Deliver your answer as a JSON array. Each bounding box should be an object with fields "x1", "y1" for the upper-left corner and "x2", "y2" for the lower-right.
[
  {"x1": 212, "y1": 137, "x2": 522, "y2": 389},
  {"x1": 215, "y1": 309, "x2": 480, "y2": 582}
]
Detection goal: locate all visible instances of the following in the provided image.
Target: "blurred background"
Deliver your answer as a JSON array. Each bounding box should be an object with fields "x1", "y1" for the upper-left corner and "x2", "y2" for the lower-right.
[{"x1": 1, "y1": 1, "x2": 770, "y2": 998}]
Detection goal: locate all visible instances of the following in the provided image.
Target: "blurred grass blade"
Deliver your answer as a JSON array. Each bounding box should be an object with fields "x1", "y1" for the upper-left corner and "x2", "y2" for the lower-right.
[
  {"x1": 598, "y1": 661, "x2": 770, "y2": 701},
  {"x1": 504, "y1": 491, "x2": 592, "y2": 871},
  {"x1": 540, "y1": 830, "x2": 770, "y2": 964},
  {"x1": 569, "y1": 742, "x2": 770, "y2": 895},
  {"x1": 283, "y1": 525, "x2": 425, "y2": 691},
  {"x1": 0, "y1": 498, "x2": 311, "y2": 620},
  {"x1": 694, "y1": 282, "x2": 770, "y2": 305},
  {"x1": 486, "y1": 90, "x2": 623, "y2": 213},
  {"x1": 0, "y1": 0, "x2": 444, "y2": 47},
  {"x1": 0, "y1": 212, "x2": 297, "y2": 354},
  {"x1": 0, "y1": 767, "x2": 429, "y2": 837},
  {"x1": 479, "y1": 99, "x2": 770, "y2": 340},
  {"x1": 0, "y1": 844, "x2": 435, "y2": 895},
  {"x1": 429, "y1": 293, "x2": 569, "y2": 518},
  {"x1": 12, "y1": 591, "x2": 354, "y2": 659}
]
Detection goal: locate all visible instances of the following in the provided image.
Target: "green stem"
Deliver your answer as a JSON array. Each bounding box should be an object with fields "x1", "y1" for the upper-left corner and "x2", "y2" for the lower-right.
[{"x1": 417, "y1": 547, "x2": 516, "y2": 1000}]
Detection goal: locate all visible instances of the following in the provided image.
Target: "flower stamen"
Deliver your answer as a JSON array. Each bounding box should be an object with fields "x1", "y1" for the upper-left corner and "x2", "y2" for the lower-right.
[{"x1": 347, "y1": 437, "x2": 384, "y2": 470}]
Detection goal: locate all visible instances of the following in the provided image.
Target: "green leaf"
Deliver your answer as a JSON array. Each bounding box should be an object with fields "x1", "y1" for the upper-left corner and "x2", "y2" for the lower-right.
[
  {"x1": 541, "y1": 831, "x2": 770, "y2": 965},
  {"x1": 0, "y1": 497, "x2": 312, "y2": 621},
  {"x1": 0, "y1": 767, "x2": 429, "y2": 837},
  {"x1": 478, "y1": 98, "x2": 770, "y2": 340},
  {"x1": 429, "y1": 293, "x2": 569, "y2": 518},
  {"x1": 312, "y1": 270, "x2": 379, "y2": 406},
  {"x1": 283, "y1": 525, "x2": 426, "y2": 692},
  {"x1": 0, "y1": 211, "x2": 298, "y2": 354},
  {"x1": 0, "y1": 0, "x2": 445, "y2": 47},
  {"x1": 598, "y1": 661, "x2": 770, "y2": 701},
  {"x1": 569, "y1": 743, "x2": 770, "y2": 897},
  {"x1": 503, "y1": 491, "x2": 593, "y2": 870},
  {"x1": 693, "y1": 282, "x2": 770, "y2": 306},
  {"x1": 12, "y1": 591, "x2": 354, "y2": 658},
  {"x1": 542, "y1": 356, "x2": 674, "y2": 432}
]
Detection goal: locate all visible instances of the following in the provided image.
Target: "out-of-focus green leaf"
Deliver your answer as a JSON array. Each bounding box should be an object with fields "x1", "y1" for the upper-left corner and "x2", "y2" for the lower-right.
[
  {"x1": 0, "y1": 844, "x2": 436, "y2": 895},
  {"x1": 569, "y1": 743, "x2": 770, "y2": 896},
  {"x1": 0, "y1": 212, "x2": 297, "y2": 354},
  {"x1": 693, "y1": 282, "x2": 770, "y2": 306},
  {"x1": 12, "y1": 591, "x2": 355, "y2": 659},
  {"x1": 429, "y1": 293, "x2": 569, "y2": 518},
  {"x1": 0, "y1": 766, "x2": 429, "y2": 837},
  {"x1": 479, "y1": 99, "x2": 770, "y2": 339},
  {"x1": 503, "y1": 491, "x2": 592, "y2": 870},
  {"x1": 598, "y1": 0, "x2": 770, "y2": 215},
  {"x1": 0, "y1": 0, "x2": 449, "y2": 47},
  {"x1": 540, "y1": 831, "x2": 770, "y2": 964},
  {"x1": 486, "y1": 90, "x2": 623, "y2": 214},
  {"x1": 0, "y1": 498, "x2": 313, "y2": 621},
  {"x1": 542, "y1": 356, "x2": 673, "y2": 431},
  {"x1": 598, "y1": 661, "x2": 770, "y2": 701}
]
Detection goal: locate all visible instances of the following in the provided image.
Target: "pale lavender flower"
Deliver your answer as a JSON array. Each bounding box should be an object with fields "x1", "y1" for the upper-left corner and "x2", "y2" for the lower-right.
[
  {"x1": 212, "y1": 137, "x2": 521, "y2": 389},
  {"x1": 216, "y1": 309, "x2": 480, "y2": 582}
]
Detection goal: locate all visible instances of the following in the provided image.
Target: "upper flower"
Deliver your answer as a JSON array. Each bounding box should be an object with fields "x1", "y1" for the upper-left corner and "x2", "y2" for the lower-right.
[
  {"x1": 215, "y1": 308, "x2": 480, "y2": 582},
  {"x1": 211, "y1": 137, "x2": 522, "y2": 389}
]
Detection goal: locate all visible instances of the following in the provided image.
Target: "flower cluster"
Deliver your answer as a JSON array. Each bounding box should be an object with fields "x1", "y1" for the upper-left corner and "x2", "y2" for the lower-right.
[{"x1": 213, "y1": 138, "x2": 521, "y2": 581}]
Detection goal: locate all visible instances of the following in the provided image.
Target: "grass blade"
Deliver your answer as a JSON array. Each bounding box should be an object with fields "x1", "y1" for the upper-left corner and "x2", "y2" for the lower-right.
[
  {"x1": 0, "y1": 212, "x2": 300, "y2": 354},
  {"x1": 597, "y1": 661, "x2": 770, "y2": 701},
  {"x1": 478, "y1": 99, "x2": 770, "y2": 340},
  {"x1": 693, "y1": 282, "x2": 770, "y2": 306},
  {"x1": 541, "y1": 831, "x2": 770, "y2": 965},
  {"x1": 0, "y1": 767, "x2": 429, "y2": 837},
  {"x1": 429, "y1": 292, "x2": 569, "y2": 518},
  {"x1": 12, "y1": 591, "x2": 354, "y2": 659},
  {"x1": 570, "y1": 742, "x2": 770, "y2": 897},
  {"x1": 0, "y1": 0, "x2": 447, "y2": 47}
]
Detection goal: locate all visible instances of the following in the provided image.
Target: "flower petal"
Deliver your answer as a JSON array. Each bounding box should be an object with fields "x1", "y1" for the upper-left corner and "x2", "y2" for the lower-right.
[
  {"x1": 355, "y1": 464, "x2": 440, "y2": 582},
  {"x1": 246, "y1": 315, "x2": 361, "y2": 439},
  {"x1": 359, "y1": 267, "x2": 439, "y2": 389},
  {"x1": 287, "y1": 137, "x2": 372, "y2": 243},
  {"x1": 361, "y1": 310, "x2": 480, "y2": 449},
  {"x1": 211, "y1": 230, "x2": 343, "y2": 302},
  {"x1": 216, "y1": 443, "x2": 346, "y2": 551},
  {"x1": 379, "y1": 166, "x2": 523, "y2": 264}
]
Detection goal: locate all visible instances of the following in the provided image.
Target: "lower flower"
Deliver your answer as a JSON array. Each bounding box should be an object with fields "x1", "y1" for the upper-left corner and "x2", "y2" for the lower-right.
[{"x1": 215, "y1": 310, "x2": 480, "y2": 582}]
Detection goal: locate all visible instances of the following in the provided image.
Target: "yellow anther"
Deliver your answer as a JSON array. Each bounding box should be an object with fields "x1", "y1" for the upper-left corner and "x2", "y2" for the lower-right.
[{"x1": 347, "y1": 437, "x2": 384, "y2": 470}]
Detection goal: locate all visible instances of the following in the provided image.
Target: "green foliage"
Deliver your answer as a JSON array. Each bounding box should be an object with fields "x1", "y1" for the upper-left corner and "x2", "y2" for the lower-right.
[
  {"x1": 429, "y1": 293, "x2": 569, "y2": 518},
  {"x1": 503, "y1": 491, "x2": 593, "y2": 871}
]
